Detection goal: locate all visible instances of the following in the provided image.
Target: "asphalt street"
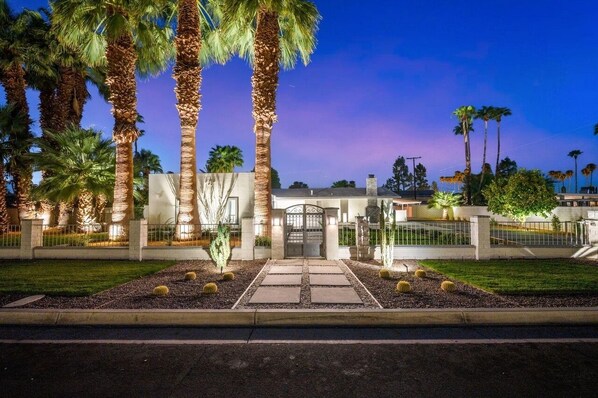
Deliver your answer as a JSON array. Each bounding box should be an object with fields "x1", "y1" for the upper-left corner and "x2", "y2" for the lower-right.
[{"x1": 1, "y1": 325, "x2": 597, "y2": 398}]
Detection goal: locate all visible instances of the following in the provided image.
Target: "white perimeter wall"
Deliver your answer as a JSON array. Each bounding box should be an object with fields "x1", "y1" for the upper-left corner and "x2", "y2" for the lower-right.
[
  {"x1": 148, "y1": 172, "x2": 255, "y2": 224},
  {"x1": 412, "y1": 205, "x2": 596, "y2": 222}
]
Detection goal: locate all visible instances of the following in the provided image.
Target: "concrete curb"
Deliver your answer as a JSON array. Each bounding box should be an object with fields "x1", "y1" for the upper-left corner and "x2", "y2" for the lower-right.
[{"x1": 1, "y1": 307, "x2": 597, "y2": 327}]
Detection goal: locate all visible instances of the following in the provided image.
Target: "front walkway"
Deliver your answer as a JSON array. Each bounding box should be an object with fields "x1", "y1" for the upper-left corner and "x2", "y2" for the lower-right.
[{"x1": 233, "y1": 259, "x2": 381, "y2": 309}]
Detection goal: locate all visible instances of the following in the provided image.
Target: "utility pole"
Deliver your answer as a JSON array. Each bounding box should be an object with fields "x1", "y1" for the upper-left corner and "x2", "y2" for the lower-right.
[{"x1": 406, "y1": 156, "x2": 422, "y2": 200}]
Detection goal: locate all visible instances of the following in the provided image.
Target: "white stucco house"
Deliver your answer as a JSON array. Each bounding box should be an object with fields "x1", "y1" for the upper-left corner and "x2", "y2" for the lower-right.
[{"x1": 147, "y1": 173, "x2": 398, "y2": 225}]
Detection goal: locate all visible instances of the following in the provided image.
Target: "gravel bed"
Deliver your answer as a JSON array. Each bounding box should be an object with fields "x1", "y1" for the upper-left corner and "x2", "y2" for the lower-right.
[
  {"x1": 344, "y1": 260, "x2": 598, "y2": 309},
  {"x1": 234, "y1": 259, "x2": 381, "y2": 309},
  {"x1": 23, "y1": 260, "x2": 266, "y2": 310}
]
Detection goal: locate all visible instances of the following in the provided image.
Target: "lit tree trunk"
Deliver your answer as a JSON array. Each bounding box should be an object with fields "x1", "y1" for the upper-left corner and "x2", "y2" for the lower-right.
[
  {"x1": 95, "y1": 194, "x2": 108, "y2": 223},
  {"x1": 479, "y1": 119, "x2": 488, "y2": 191},
  {"x1": 38, "y1": 87, "x2": 58, "y2": 224},
  {"x1": 252, "y1": 9, "x2": 280, "y2": 238},
  {"x1": 77, "y1": 190, "x2": 96, "y2": 232},
  {"x1": 174, "y1": 0, "x2": 202, "y2": 240},
  {"x1": 0, "y1": 161, "x2": 9, "y2": 233},
  {"x1": 57, "y1": 202, "x2": 72, "y2": 227},
  {"x1": 495, "y1": 120, "x2": 501, "y2": 177},
  {"x1": 462, "y1": 119, "x2": 472, "y2": 205},
  {"x1": 107, "y1": 33, "x2": 139, "y2": 238},
  {"x1": 0, "y1": 62, "x2": 34, "y2": 220}
]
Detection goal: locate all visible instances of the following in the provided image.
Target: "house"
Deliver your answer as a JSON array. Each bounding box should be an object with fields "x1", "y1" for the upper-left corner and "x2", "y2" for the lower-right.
[{"x1": 147, "y1": 173, "x2": 398, "y2": 225}]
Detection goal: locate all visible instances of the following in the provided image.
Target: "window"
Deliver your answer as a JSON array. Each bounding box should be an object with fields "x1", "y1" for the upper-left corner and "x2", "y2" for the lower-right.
[{"x1": 224, "y1": 197, "x2": 238, "y2": 224}]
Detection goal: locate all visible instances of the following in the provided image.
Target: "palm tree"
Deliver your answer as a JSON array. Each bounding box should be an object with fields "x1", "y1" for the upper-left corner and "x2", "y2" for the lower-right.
[
  {"x1": 206, "y1": 145, "x2": 244, "y2": 173},
  {"x1": 427, "y1": 191, "x2": 462, "y2": 220},
  {"x1": 134, "y1": 149, "x2": 163, "y2": 204},
  {"x1": 32, "y1": 127, "x2": 115, "y2": 232},
  {"x1": 221, "y1": 0, "x2": 321, "y2": 237},
  {"x1": 475, "y1": 106, "x2": 495, "y2": 190},
  {"x1": 567, "y1": 149, "x2": 582, "y2": 193},
  {"x1": 453, "y1": 105, "x2": 476, "y2": 205},
  {"x1": 586, "y1": 163, "x2": 597, "y2": 190},
  {"x1": 594, "y1": 123, "x2": 598, "y2": 136},
  {"x1": 0, "y1": 3, "x2": 51, "y2": 220},
  {"x1": 52, "y1": 0, "x2": 173, "y2": 238},
  {"x1": 565, "y1": 170, "x2": 574, "y2": 192},
  {"x1": 493, "y1": 107, "x2": 512, "y2": 175}
]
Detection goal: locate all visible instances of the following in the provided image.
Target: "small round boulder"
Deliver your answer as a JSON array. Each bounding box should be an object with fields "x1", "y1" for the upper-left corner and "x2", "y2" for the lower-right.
[
  {"x1": 441, "y1": 281, "x2": 456, "y2": 292},
  {"x1": 184, "y1": 272, "x2": 197, "y2": 281},
  {"x1": 379, "y1": 269, "x2": 391, "y2": 279},
  {"x1": 153, "y1": 285, "x2": 169, "y2": 296},
  {"x1": 203, "y1": 282, "x2": 218, "y2": 294},
  {"x1": 222, "y1": 272, "x2": 235, "y2": 281},
  {"x1": 415, "y1": 269, "x2": 427, "y2": 278},
  {"x1": 396, "y1": 281, "x2": 411, "y2": 293}
]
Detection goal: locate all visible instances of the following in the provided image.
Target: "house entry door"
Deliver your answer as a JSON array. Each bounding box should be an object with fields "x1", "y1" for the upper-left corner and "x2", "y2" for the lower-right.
[{"x1": 284, "y1": 204, "x2": 325, "y2": 257}]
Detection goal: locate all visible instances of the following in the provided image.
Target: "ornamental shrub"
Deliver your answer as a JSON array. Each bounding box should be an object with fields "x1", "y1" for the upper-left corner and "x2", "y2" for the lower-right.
[
  {"x1": 222, "y1": 272, "x2": 235, "y2": 281},
  {"x1": 415, "y1": 269, "x2": 426, "y2": 278},
  {"x1": 379, "y1": 268, "x2": 391, "y2": 279},
  {"x1": 203, "y1": 282, "x2": 218, "y2": 294},
  {"x1": 396, "y1": 281, "x2": 411, "y2": 293},
  {"x1": 441, "y1": 281, "x2": 456, "y2": 292},
  {"x1": 184, "y1": 272, "x2": 196, "y2": 280},
  {"x1": 153, "y1": 285, "x2": 169, "y2": 296}
]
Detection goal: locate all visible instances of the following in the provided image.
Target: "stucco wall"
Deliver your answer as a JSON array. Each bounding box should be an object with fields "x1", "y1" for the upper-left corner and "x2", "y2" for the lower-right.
[
  {"x1": 148, "y1": 172, "x2": 254, "y2": 224},
  {"x1": 412, "y1": 205, "x2": 596, "y2": 222}
]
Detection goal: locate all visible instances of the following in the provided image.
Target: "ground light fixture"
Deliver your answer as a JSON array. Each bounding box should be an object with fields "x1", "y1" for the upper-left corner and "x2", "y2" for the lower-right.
[
  {"x1": 327, "y1": 215, "x2": 337, "y2": 225},
  {"x1": 272, "y1": 217, "x2": 282, "y2": 227}
]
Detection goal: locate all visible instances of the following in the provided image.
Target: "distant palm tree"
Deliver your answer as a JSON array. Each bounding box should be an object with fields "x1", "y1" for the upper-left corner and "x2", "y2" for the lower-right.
[
  {"x1": 493, "y1": 107, "x2": 512, "y2": 175},
  {"x1": 586, "y1": 163, "x2": 597, "y2": 190},
  {"x1": 567, "y1": 149, "x2": 583, "y2": 193},
  {"x1": 206, "y1": 145, "x2": 244, "y2": 173},
  {"x1": 565, "y1": 170, "x2": 574, "y2": 192},
  {"x1": 427, "y1": 191, "x2": 462, "y2": 220},
  {"x1": 134, "y1": 149, "x2": 163, "y2": 204},
  {"x1": 221, "y1": 0, "x2": 321, "y2": 236},
  {"x1": 453, "y1": 105, "x2": 476, "y2": 205},
  {"x1": 32, "y1": 127, "x2": 115, "y2": 232},
  {"x1": 581, "y1": 167, "x2": 590, "y2": 188},
  {"x1": 52, "y1": 0, "x2": 173, "y2": 236},
  {"x1": 475, "y1": 106, "x2": 495, "y2": 190},
  {"x1": 594, "y1": 123, "x2": 598, "y2": 136}
]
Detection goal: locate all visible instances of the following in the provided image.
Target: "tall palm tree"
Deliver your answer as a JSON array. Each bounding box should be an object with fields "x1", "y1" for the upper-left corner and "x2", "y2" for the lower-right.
[
  {"x1": 0, "y1": 2, "x2": 51, "y2": 220},
  {"x1": 586, "y1": 163, "x2": 596, "y2": 190},
  {"x1": 453, "y1": 105, "x2": 476, "y2": 205},
  {"x1": 221, "y1": 0, "x2": 321, "y2": 237},
  {"x1": 172, "y1": 0, "x2": 229, "y2": 238},
  {"x1": 567, "y1": 149, "x2": 582, "y2": 193},
  {"x1": 206, "y1": 145, "x2": 244, "y2": 172},
  {"x1": 493, "y1": 107, "x2": 512, "y2": 175},
  {"x1": 52, "y1": 0, "x2": 173, "y2": 237},
  {"x1": 475, "y1": 105, "x2": 495, "y2": 190},
  {"x1": 32, "y1": 127, "x2": 115, "y2": 232}
]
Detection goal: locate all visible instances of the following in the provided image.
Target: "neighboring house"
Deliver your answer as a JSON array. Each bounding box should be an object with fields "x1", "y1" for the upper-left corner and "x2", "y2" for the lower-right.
[{"x1": 147, "y1": 173, "x2": 398, "y2": 225}]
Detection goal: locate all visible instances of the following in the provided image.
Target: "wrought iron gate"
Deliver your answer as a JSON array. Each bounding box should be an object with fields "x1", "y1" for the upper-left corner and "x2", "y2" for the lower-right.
[{"x1": 284, "y1": 204, "x2": 325, "y2": 257}]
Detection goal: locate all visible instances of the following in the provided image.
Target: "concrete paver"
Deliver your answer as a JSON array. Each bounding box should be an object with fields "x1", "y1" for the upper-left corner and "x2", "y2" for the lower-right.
[
  {"x1": 248, "y1": 287, "x2": 301, "y2": 304},
  {"x1": 309, "y1": 274, "x2": 351, "y2": 286},
  {"x1": 307, "y1": 260, "x2": 338, "y2": 266},
  {"x1": 308, "y1": 266, "x2": 343, "y2": 274},
  {"x1": 310, "y1": 287, "x2": 363, "y2": 304},
  {"x1": 269, "y1": 266, "x2": 303, "y2": 274},
  {"x1": 2, "y1": 295, "x2": 45, "y2": 308},
  {"x1": 261, "y1": 275, "x2": 302, "y2": 286}
]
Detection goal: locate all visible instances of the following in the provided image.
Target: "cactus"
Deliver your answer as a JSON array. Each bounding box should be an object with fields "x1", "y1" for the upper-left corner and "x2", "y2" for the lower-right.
[
  {"x1": 222, "y1": 272, "x2": 235, "y2": 281},
  {"x1": 415, "y1": 269, "x2": 427, "y2": 278},
  {"x1": 441, "y1": 280, "x2": 456, "y2": 292},
  {"x1": 379, "y1": 268, "x2": 391, "y2": 279},
  {"x1": 396, "y1": 281, "x2": 411, "y2": 293},
  {"x1": 184, "y1": 271, "x2": 196, "y2": 281},
  {"x1": 209, "y1": 223, "x2": 231, "y2": 274},
  {"x1": 153, "y1": 285, "x2": 169, "y2": 296},
  {"x1": 203, "y1": 282, "x2": 218, "y2": 294},
  {"x1": 380, "y1": 200, "x2": 397, "y2": 268}
]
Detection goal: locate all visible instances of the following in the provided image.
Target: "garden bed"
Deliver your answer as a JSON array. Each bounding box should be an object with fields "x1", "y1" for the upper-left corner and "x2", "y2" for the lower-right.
[{"x1": 344, "y1": 259, "x2": 598, "y2": 308}]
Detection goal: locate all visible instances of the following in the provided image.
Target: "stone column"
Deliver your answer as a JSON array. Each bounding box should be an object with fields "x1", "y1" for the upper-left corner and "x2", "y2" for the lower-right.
[
  {"x1": 20, "y1": 219, "x2": 43, "y2": 260},
  {"x1": 324, "y1": 208, "x2": 339, "y2": 260},
  {"x1": 129, "y1": 219, "x2": 147, "y2": 261},
  {"x1": 241, "y1": 217, "x2": 255, "y2": 260},
  {"x1": 271, "y1": 209, "x2": 285, "y2": 259},
  {"x1": 470, "y1": 215, "x2": 491, "y2": 260}
]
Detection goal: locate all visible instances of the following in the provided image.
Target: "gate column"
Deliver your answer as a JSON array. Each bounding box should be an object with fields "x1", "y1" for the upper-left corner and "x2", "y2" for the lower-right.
[
  {"x1": 324, "y1": 208, "x2": 339, "y2": 260},
  {"x1": 271, "y1": 209, "x2": 285, "y2": 259}
]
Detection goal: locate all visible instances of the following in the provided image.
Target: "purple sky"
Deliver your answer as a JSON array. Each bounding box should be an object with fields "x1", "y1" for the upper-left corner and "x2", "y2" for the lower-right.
[{"x1": 5, "y1": 0, "x2": 598, "y2": 189}]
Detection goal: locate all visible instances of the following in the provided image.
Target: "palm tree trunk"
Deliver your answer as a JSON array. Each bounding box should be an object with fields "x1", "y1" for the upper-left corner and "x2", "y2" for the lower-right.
[
  {"x1": 495, "y1": 121, "x2": 501, "y2": 177},
  {"x1": 57, "y1": 201, "x2": 72, "y2": 227},
  {"x1": 106, "y1": 33, "x2": 139, "y2": 238},
  {"x1": 69, "y1": 70, "x2": 88, "y2": 126},
  {"x1": 95, "y1": 194, "x2": 108, "y2": 224},
  {"x1": 55, "y1": 66, "x2": 77, "y2": 132},
  {"x1": 77, "y1": 190, "x2": 95, "y2": 232},
  {"x1": 252, "y1": 8, "x2": 280, "y2": 237},
  {"x1": 0, "y1": 62, "x2": 34, "y2": 220},
  {"x1": 0, "y1": 162, "x2": 9, "y2": 233},
  {"x1": 574, "y1": 158, "x2": 578, "y2": 193},
  {"x1": 462, "y1": 120, "x2": 472, "y2": 205},
  {"x1": 174, "y1": 0, "x2": 202, "y2": 240},
  {"x1": 478, "y1": 120, "x2": 488, "y2": 191}
]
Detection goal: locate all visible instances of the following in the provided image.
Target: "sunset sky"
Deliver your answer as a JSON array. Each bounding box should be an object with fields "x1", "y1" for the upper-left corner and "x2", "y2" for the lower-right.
[{"x1": 5, "y1": 0, "x2": 598, "y2": 189}]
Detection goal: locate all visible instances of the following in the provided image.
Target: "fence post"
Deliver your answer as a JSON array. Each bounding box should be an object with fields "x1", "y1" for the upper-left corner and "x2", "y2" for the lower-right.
[
  {"x1": 470, "y1": 215, "x2": 491, "y2": 260},
  {"x1": 129, "y1": 219, "x2": 147, "y2": 261},
  {"x1": 20, "y1": 219, "x2": 43, "y2": 260},
  {"x1": 241, "y1": 217, "x2": 255, "y2": 260},
  {"x1": 271, "y1": 209, "x2": 285, "y2": 259},
  {"x1": 324, "y1": 208, "x2": 339, "y2": 260}
]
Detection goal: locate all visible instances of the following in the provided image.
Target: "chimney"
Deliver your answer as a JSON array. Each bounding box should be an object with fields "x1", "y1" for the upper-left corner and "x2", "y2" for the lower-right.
[{"x1": 366, "y1": 174, "x2": 377, "y2": 196}]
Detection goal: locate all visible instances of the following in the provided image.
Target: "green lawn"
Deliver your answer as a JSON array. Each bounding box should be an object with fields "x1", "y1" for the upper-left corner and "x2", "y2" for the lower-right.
[
  {"x1": 419, "y1": 259, "x2": 598, "y2": 295},
  {"x1": 0, "y1": 260, "x2": 176, "y2": 296}
]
